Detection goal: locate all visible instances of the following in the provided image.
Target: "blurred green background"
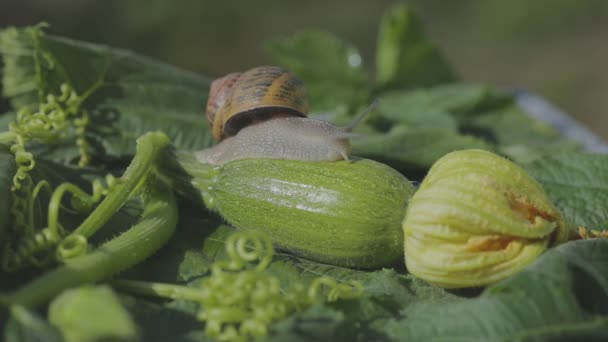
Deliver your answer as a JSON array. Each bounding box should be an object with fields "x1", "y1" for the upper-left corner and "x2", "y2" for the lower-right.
[{"x1": 1, "y1": 0, "x2": 606, "y2": 137}]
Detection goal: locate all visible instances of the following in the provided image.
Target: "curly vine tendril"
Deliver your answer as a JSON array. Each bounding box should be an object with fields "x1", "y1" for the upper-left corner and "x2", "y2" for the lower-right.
[
  {"x1": 112, "y1": 231, "x2": 364, "y2": 342},
  {"x1": 73, "y1": 110, "x2": 91, "y2": 167},
  {"x1": 7, "y1": 83, "x2": 85, "y2": 231},
  {"x1": 2, "y1": 181, "x2": 54, "y2": 271},
  {"x1": 199, "y1": 232, "x2": 362, "y2": 341},
  {"x1": 8, "y1": 78, "x2": 103, "y2": 200},
  {"x1": 308, "y1": 276, "x2": 363, "y2": 303},
  {"x1": 2, "y1": 78, "x2": 106, "y2": 271},
  {"x1": 217, "y1": 231, "x2": 274, "y2": 272},
  {"x1": 2, "y1": 174, "x2": 117, "y2": 271}
]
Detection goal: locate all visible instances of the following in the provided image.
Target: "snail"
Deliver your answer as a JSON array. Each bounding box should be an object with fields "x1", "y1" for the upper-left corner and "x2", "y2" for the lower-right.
[
  {"x1": 195, "y1": 65, "x2": 375, "y2": 165},
  {"x1": 179, "y1": 66, "x2": 406, "y2": 268}
]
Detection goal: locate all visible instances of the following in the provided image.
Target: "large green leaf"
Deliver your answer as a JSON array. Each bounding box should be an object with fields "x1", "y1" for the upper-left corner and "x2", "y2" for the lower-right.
[
  {"x1": 526, "y1": 153, "x2": 608, "y2": 231},
  {"x1": 385, "y1": 239, "x2": 608, "y2": 341},
  {"x1": 0, "y1": 25, "x2": 212, "y2": 161},
  {"x1": 331, "y1": 269, "x2": 459, "y2": 341},
  {"x1": 93, "y1": 107, "x2": 211, "y2": 159},
  {"x1": 266, "y1": 30, "x2": 369, "y2": 112},
  {"x1": 352, "y1": 125, "x2": 492, "y2": 177},
  {"x1": 378, "y1": 84, "x2": 509, "y2": 126},
  {"x1": 375, "y1": 4, "x2": 455, "y2": 92},
  {"x1": 261, "y1": 268, "x2": 458, "y2": 341},
  {"x1": 0, "y1": 26, "x2": 209, "y2": 115},
  {"x1": 465, "y1": 104, "x2": 581, "y2": 163},
  {"x1": 372, "y1": 84, "x2": 581, "y2": 169}
]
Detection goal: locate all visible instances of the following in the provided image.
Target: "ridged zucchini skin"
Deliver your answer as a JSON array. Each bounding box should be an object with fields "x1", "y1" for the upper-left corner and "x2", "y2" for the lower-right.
[{"x1": 179, "y1": 153, "x2": 414, "y2": 268}]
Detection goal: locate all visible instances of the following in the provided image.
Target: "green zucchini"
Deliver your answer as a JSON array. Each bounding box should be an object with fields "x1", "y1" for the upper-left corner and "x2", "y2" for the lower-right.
[{"x1": 174, "y1": 152, "x2": 414, "y2": 268}]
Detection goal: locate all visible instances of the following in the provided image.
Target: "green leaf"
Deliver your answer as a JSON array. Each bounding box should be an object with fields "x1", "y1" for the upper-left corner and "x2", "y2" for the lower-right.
[
  {"x1": 465, "y1": 104, "x2": 581, "y2": 163},
  {"x1": 278, "y1": 255, "x2": 370, "y2": 283},
  {"x1": 378, "y1": 84, "x2": 508, "y2": 126},
  {"x1": 0, "y1": 25, "x2": 212, "y2": 161},
  {"x1": 263, "y1": 304, "x2": 345, "y2": 342},
  {"x1": 1, "y1": 26, "x2": 209, "y2": 114},
  {"x1": 0, "y1": 113, "x2": 83, "y2": 165},
  {"x1": 266, "y1": 30, "x2": 369, "y2": 112},
  {"x1": 121, "y1": 295, "x2": 211, "y2": 342},
  {"x1": 121, "y1": 209, "x2": 224, "y2": 284},
  {"x1": 352, "y1": 125, "x2": 492, "y2": 177},
  {"x1": 261, "y1": 267, "x2": 458, "y2": 341},
  {"x1": 375, "y1": 4, "x2": 455, "y2": 91},
  {"x1": 4, "y1": 305, "x2": 64, "y2": 342},
  {"x1": 0, "y1": 146, "x2": 16, "y2": 239},
  {"x1": 0, "y1": 26, "x2": 44, "y2": 107},
  {"x1": 354, "y1": 84, "x2": 522, "y2": 175},
  {"x1": 48, "y1": 285, "x2": 138, "y2": 342},
  {"x1": 385, "y1": 239, "x2": 608, "y2": 341},
  {"x1": 369, "y1": 85, "x2": 581, "y2": 171},
  {"x1": 28, "y1": 141, "x2": 83, "y2": 168},
  {"x1": 332, "y1": 269, "x2": 459, "y2": 341},
  {"x1": 94, "y1": 108, "x2": 211, "y2": 159},
  {"x1": 198, "y1": 224, "x2": 237, "y2": 266},
  {"x1": 526, "y1": 153, "x2": 608, "y2": 231},
  {"x1": 378, "y1": 92, "x2": 457, "y2": 130}
]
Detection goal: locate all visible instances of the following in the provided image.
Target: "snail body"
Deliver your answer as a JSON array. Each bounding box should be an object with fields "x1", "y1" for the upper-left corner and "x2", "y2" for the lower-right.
[
  {"x1": 198, "y1": 65, "x2": 371, "y2": 165},
  {"x1": 196, "y1": 116, "x2": 351, "y2": 165}
]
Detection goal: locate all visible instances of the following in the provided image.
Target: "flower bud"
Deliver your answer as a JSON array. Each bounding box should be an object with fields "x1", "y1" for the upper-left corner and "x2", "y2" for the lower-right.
[{"x1": 403, "y1": 149, "x2": 567, "y2": 288}]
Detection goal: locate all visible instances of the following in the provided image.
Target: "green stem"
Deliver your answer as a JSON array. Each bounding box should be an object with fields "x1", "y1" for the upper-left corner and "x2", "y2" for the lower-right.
[
  {"x1": 0, "y1": 179, "x2": 178, "y2": 308},
  {"x1": 170, "y1": 150, "x2": 218, "y2": 209},
  {"x1": 68, "y1": 132, "x2": 171, "y2": 238},
  {"x1": 0, "y1": 131, "x2": 17, "y2": 145},
  {"x1": 112, "y1": 279, "x2": 205, "y2": 302}
]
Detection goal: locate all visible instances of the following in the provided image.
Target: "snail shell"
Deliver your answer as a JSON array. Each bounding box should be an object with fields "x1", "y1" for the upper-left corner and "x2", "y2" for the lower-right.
[{"x1": 206, "y1": 66, "x2": 309, "y2": 141}]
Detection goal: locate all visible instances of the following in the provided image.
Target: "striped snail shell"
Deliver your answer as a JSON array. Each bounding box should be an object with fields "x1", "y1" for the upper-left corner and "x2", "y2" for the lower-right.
[{"x1": 206, "y1": 66, "x2": 309, "y2": 141}]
